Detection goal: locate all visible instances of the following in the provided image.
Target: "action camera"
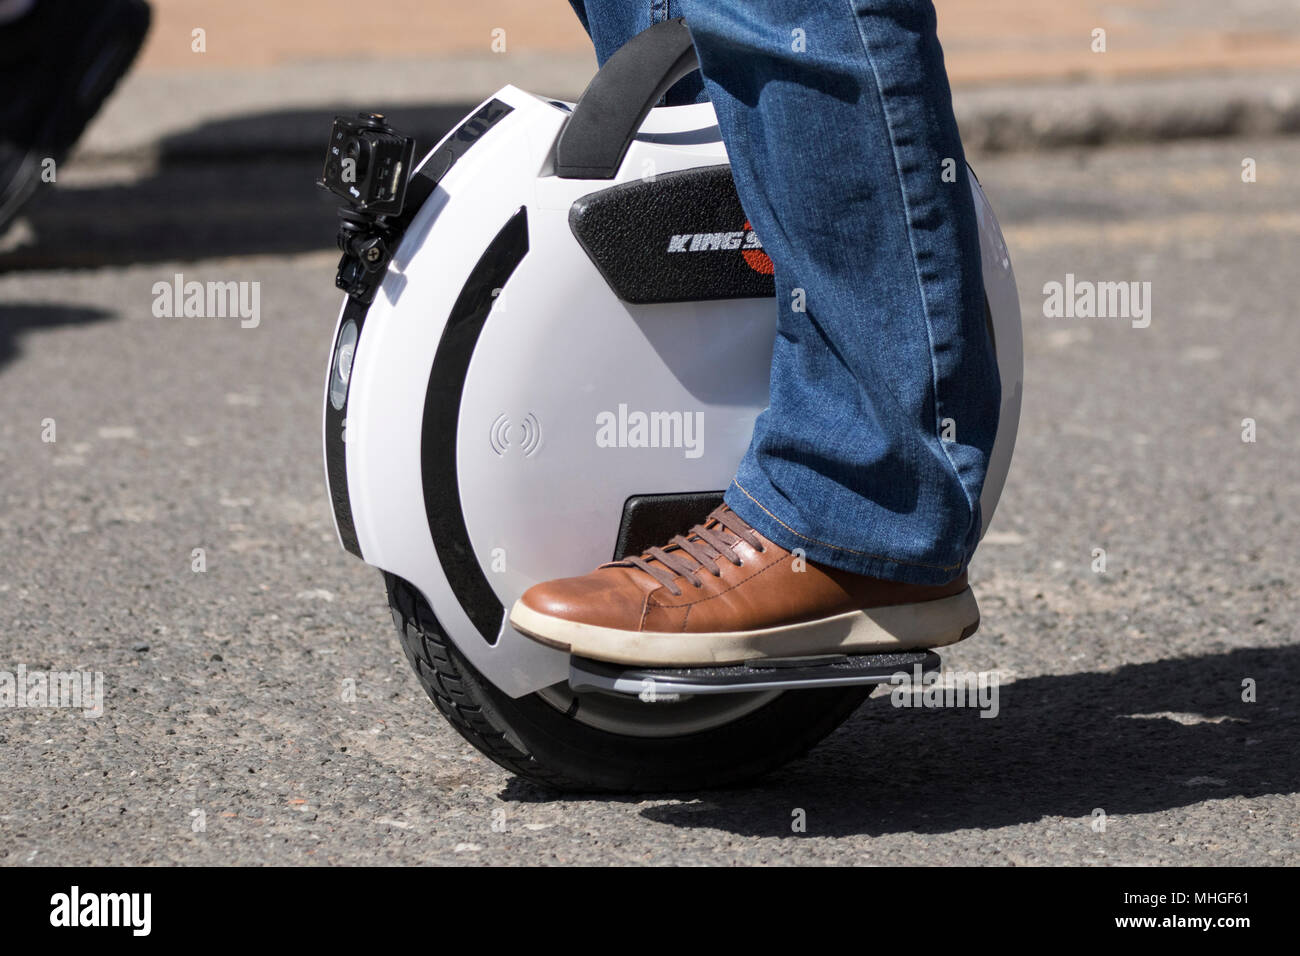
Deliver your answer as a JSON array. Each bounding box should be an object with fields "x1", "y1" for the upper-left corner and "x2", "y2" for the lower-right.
[{"x1": 320, "y1": 112, "x2": 416, "y2": 217}]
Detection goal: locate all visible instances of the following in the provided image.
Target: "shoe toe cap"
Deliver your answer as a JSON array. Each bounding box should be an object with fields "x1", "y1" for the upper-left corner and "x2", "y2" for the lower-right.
[{"x1": 514, "y1": 568, "x2": 648, "y2": 631}]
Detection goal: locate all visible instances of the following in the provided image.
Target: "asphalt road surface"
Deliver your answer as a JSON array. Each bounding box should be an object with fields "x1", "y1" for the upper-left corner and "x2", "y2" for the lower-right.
[{"x1": 1, "y1": 137, "x2": 1296, "y2": 865}]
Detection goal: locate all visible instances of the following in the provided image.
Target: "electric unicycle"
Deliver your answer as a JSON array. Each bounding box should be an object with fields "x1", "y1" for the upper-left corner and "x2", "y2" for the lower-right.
[{"x1": 319, "y1": 19, "x2": 1022, "y2": 791}]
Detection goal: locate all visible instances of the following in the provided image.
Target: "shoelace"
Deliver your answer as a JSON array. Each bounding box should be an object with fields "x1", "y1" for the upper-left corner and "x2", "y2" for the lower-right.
[{"x1": 604, "y1": 507, "x2": 766, "y2": 597}]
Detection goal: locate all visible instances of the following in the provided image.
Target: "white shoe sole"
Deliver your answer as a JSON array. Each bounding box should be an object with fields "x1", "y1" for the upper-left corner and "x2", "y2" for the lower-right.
[{"x1": 509, "y1": 588, "x2": 980, "y2": 667}]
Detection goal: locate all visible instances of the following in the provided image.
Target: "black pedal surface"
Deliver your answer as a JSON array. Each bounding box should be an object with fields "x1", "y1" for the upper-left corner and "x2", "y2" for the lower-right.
[{"x1": 571, "y1": 649, "x2": 940, "y2": 691}]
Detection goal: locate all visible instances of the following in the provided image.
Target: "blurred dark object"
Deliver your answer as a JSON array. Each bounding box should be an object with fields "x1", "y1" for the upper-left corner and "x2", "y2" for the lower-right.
[{"x1": 0, "y1": 0, "x2": 151, "y2": 231}]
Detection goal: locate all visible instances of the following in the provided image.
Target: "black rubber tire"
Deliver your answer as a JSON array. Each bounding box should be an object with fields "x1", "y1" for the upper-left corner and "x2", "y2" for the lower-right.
[{"x1": 385, "y1": 573, "x2": 872, "y2": 793}]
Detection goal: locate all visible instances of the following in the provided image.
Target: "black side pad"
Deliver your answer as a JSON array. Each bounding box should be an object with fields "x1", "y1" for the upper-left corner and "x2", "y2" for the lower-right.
[
  {"x1": 614, "y1": 491, "x2": 727, "y2": 560},
  {"x1": 570, "y1": 165, "x2": 778, "y2": 304}
]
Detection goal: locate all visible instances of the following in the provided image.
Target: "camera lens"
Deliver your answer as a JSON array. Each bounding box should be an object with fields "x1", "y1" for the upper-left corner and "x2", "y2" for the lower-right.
[{"x1": 344, "y1": 137, "x2": 371, "y2": 179}]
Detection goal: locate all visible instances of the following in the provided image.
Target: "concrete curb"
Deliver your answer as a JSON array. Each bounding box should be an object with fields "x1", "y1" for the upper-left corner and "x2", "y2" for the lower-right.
[
  {"x1": 75, "y1": 57, "x2": 1300, "y2": 168},
  {"x1": 956, "y1": 72, "x2": 1300, "y2": 152}
]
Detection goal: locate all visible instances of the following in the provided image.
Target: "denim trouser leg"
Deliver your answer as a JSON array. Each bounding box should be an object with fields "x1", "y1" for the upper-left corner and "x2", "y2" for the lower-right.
[{"x1": 569, "y1": 1, "x2": 1000, "y2": 585}]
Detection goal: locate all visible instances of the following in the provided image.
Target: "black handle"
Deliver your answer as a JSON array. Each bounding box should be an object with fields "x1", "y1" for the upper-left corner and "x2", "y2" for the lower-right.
[{"x1": 554, "y1": 18, "x2": 700, "y2": 180}]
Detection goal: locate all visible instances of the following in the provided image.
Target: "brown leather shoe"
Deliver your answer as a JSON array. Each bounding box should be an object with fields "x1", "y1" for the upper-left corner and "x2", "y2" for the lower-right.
[{"x1": 509, "y1": 505, "x2": 979, "y2": 666}]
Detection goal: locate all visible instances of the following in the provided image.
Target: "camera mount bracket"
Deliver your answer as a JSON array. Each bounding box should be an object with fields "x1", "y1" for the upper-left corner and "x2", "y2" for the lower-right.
[{"x1": 332, "y1": 208, "x2": 399, "y2": 305}]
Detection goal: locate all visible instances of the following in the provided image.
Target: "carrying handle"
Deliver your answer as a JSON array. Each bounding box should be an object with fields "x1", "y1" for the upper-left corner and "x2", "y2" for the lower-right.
[{"x1": 554, "y1": 18, "x2": 700, "y2": 180}]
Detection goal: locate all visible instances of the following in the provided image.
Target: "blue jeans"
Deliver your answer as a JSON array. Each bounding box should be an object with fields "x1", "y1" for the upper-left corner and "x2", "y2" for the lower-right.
[{"x1": 569, "y1": 0, "x2": 999, "y2": 585}]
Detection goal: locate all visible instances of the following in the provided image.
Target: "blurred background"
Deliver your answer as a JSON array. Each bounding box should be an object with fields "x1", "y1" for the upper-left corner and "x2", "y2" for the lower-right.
[
  {"x1": 134, "y1": 0, "x2": 1300, "y2": 75},
  {"x1": 5, "y1": 0, "x2": 1300, "y2": 265},
  {"x1": 1, "y1": 1, "x2": 1297, "y2": 864}
]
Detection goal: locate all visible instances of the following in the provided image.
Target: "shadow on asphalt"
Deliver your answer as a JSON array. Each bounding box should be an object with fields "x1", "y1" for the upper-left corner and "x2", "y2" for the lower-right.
[
  {"x1": 0, "y1": 100, "x2": 1127, "y2": 273},
  {"x1": 0, "y1": 103, "x2": 479, "y2": 271},
  {"x1": 0, "y1": 303, "x2": 116, "y2": 371},
  {"x1": 502, "y1": 644, "x2": 1297, "y2": 836}
]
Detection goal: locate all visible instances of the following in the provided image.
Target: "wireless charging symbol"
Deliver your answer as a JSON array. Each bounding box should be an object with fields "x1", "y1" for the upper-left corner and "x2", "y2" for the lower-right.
[
  {"x1": 518, "y1": 413, "x2": 542, "y2": 456},
  {"x1": 489, "y1": 413, "x2": 542, "y2": 457},
  {"x1": 488, "y1": 414, "x2": 511, "y2": 456}
]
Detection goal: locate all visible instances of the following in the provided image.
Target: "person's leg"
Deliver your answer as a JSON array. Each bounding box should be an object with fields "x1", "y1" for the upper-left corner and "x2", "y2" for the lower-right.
[
  {"x1": 679, "y1": 0, "x2": 999, "y2": 585},
  {"x1": 512, "y1": 0, "x2": 999, "y2": 663}
]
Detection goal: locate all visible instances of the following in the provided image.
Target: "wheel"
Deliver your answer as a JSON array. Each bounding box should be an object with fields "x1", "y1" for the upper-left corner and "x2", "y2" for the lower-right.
[{"x1": 384, "y1": 573, "x2": 872, "y2": 793}]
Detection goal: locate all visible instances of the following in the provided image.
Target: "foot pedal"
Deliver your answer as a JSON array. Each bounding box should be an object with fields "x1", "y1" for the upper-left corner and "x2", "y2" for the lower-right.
[{"x1": 568, "y1": 650, "x2": 940, "y2": 697}]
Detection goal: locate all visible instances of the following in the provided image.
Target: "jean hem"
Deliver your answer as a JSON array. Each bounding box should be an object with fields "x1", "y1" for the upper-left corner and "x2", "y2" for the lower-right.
[{"x1": 723, "y1": 477, "x2": 968, "y2": 586}]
